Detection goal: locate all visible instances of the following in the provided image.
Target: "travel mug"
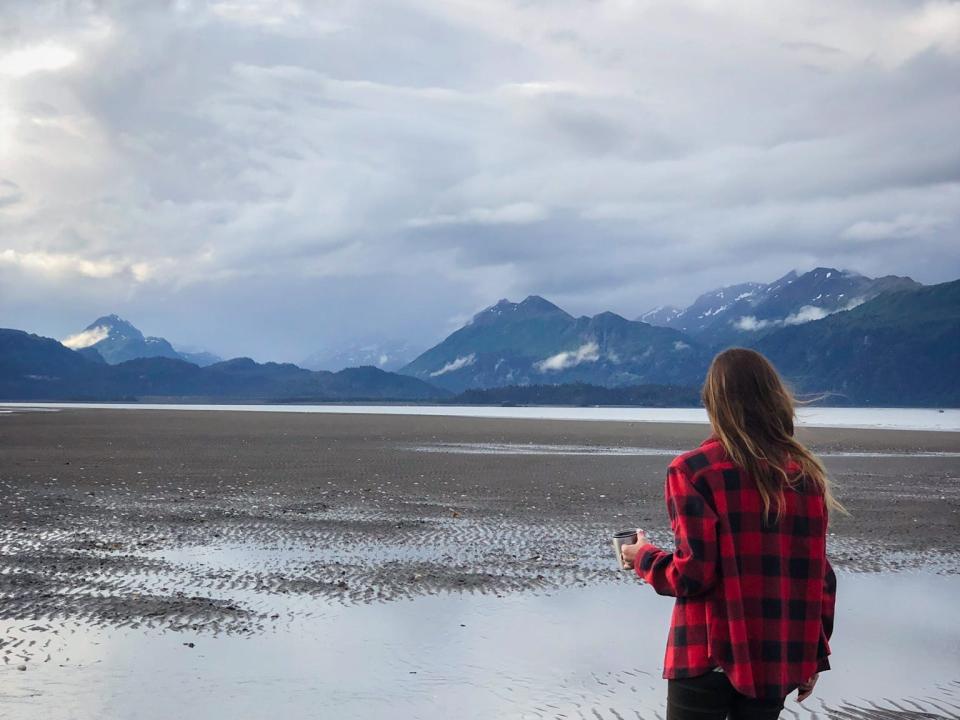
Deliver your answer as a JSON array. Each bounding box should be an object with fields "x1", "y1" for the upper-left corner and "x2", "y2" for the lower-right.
[{"x1": 612, "y1": 529, "x2": 639, "y2": 570}]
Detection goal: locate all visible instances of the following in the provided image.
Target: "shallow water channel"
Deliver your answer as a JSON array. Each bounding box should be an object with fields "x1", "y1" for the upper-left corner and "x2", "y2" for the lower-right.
[{"x1": 2, "y1": 570, "x2": 957, "y2": 719}]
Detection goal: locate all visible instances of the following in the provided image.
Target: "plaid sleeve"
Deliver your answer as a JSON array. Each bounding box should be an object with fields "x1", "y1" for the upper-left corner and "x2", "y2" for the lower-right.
[
  {"x1": 635, "y1": 465, "x2": 719, "y2": 597},
  {"x1": 821, "y1": 558, "x2": 836, "y2": 640},
  {"x1": 816, "y1": 558, "x2": 837, "y2": 672}
]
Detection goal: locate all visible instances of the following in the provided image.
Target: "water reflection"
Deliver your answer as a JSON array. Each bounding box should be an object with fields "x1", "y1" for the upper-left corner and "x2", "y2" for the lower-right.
[
  {"x1": 406, "y1": 442, "x2": 960, "y2": 458},
  {"x1": 2, "y1": 572, "x2": 957, "y2": 719}
]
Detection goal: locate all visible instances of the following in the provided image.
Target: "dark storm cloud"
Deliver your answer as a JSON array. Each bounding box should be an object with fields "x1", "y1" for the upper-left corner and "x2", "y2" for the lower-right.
[{"x1": 0, "y1": 0, "x2": 958, "y2": 361}]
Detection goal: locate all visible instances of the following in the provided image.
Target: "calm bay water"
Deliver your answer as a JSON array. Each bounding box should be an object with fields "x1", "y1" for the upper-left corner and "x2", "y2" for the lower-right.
[{"x1": 2, "y1": 403, "x2": 959, "y2": 431}]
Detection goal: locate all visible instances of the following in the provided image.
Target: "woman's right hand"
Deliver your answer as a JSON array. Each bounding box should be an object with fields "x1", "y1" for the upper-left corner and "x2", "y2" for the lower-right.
[
  {"x1": 619, "y1": 530, "x2": 649, "y2": 569},
  {"x1": 797, "y1": 673, "x2": 818, "y2": 702}
]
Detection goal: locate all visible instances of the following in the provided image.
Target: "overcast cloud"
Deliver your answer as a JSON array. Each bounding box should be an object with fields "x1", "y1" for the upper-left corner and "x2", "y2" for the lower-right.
[{"x1": 1, "y1": 0, "x2": 958, "y2": 361}]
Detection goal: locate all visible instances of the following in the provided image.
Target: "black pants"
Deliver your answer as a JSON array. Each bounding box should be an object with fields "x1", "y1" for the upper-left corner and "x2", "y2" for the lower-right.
[{"x1": 667, "y1": 672, "x2": 785, "y2": 720}]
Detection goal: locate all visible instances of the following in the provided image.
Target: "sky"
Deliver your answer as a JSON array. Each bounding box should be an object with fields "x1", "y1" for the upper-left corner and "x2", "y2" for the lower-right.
[{"x1": 1, "y1": 0, "x2": 958, "y2": 362}]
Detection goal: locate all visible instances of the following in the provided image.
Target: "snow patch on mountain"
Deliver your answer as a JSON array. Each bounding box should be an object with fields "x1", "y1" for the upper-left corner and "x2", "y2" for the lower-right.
[
  {"x1": 637, "y1": 305, "x2": 682, "y2": 325},
  {"x1": 536, "y1": 341, "x2": 600, "y2": 372},
  {"x1": 698, "y1": 304, "x2": 729, "y2": 318}
]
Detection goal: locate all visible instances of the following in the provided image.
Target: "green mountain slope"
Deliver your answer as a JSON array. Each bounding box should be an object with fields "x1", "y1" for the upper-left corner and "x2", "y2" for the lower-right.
[
  {"x1": 756, "y1": 280, "x2": 960, "y2": 406},
  {"x1": 400, "y1": 296, "x2": 711, "y2": 392}
]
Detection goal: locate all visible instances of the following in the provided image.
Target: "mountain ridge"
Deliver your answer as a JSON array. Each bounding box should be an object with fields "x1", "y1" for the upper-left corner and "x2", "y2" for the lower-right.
[
  {"x1": 3, "y1": 269, "x2": 957, "y2": 406},
  {"x1": 756, "y1": 278, "x2": 960, "y2": 405},
  {"x1": 0, "y1": 329, "x2": 447, "y2": 402},
  {"x1": 638, "y1": 267, "x2": 921, "y2": 347},
  {"x1": 400, "y1": 295, "x2": 712, "y2": 392},
  {"x1": 398, "y1": 275, "x2": 959, "y2": 405}
]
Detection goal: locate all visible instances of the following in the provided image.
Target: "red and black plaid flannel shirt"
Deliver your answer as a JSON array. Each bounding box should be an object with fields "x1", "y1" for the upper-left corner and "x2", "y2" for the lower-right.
[{"x1": 635, "y1": 436, "x2": 836, "y2": 700}]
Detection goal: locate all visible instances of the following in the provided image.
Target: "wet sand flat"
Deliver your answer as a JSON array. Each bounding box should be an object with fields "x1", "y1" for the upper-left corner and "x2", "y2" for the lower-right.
[
  {"x1": 1, "y1": 408, "x2": 958, "y2": 718},
  {"x1": 2, "y1": 408, "x2": 959, "y2": 618}
]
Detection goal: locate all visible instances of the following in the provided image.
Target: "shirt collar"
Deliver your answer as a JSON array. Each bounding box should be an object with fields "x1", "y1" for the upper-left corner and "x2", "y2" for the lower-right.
[{"x1": 700, "y1": 434, "x2": 720, "y2": 447}]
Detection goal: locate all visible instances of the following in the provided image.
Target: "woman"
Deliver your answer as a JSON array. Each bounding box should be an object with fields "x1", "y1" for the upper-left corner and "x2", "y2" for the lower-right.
[{"x1": 620, "y1": 348, "x2": 841, "y2": 719}]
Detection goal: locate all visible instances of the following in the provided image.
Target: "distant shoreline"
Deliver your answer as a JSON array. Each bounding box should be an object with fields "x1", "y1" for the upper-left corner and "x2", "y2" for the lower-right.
[{"x1": 2, "y1": 402, "x2": 958, "y2": 432}]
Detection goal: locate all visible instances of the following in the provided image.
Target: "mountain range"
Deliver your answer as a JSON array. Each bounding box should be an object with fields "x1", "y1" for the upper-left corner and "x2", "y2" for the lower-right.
[
  {"x1": 638, "y1": 268, "x2": 920, "y2": 347},
  {"x1": 2, "y1": 267, "x2": 957, "y2": 405},
  {"x1": 0, "y1": 330, "x2": 445, "y2": 402},
  {"x1": 301, "y1": 339, "x2": 420, "y2": 373},
  {"x1": 399, "y1": 269, "x2": 958, "y2": 405},
  {"x1": 400, "y1": 296, "x2": 711, "y2": 393}
]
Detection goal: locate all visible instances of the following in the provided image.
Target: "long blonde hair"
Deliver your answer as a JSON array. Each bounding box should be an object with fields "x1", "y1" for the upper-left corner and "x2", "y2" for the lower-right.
[{"x1": 701, "y1": 348, "x2": 845, "y2": 521}]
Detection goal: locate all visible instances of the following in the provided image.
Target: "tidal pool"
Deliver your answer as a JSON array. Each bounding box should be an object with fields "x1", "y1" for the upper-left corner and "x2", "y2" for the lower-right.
[{"x1": 1, "y1": 571, "x2": 957, "y2": 719}]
